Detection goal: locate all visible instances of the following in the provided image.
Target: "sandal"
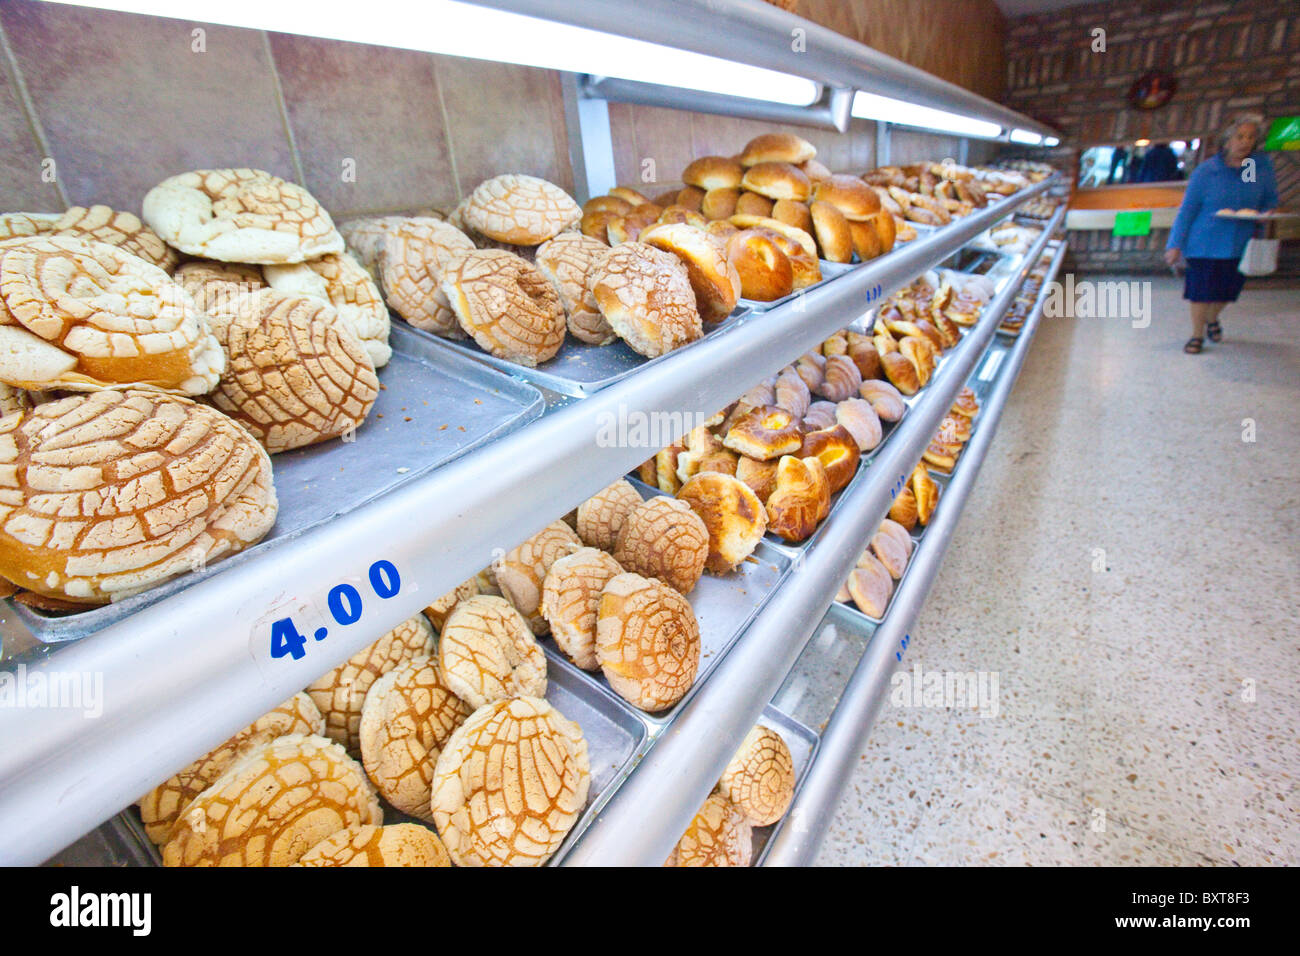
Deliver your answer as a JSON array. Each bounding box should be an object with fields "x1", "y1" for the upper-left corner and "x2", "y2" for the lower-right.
[
  {"x1": 1206, "y1": 320, "x2": 1223, "y2": 343},
  {"x1": 1184, "y1": 337, "x2": 1203, "y2": 354}
]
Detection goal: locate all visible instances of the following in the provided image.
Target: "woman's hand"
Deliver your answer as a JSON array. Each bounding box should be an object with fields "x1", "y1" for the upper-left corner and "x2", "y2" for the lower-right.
[{"x1": 1164, "y1": 248, "x2": 1181, "y2": 267}]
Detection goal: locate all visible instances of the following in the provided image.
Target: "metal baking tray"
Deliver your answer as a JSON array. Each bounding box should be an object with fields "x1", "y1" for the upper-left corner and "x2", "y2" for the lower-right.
[
  {"x1": 544, "y1": 479, "x2": 793, "y2": 727},
  {"x1": 44, "y1": 809, "x2": 160, "y2": 867},
  {"x1": 772, "y1": 601, "x2": 877, "y2": 730},
  {"x1": 750, "y1": 704, "x2": 820, "y2": 866},
  {"x1": 12, "y1": 323, "x2": 545, "y2": 644}
]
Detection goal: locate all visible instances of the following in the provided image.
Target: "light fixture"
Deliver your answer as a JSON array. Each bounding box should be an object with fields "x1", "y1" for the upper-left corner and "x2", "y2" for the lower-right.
[
  {"x1": 851, "y1": 91, "x2": 1002, "y2": 139},
  {"x1": 1170, "y1": 140, "x2": 1186, "y2": 151},
  {"x1": 1044, "y1": 136, "x2": 1060, "y2": 147},
  {"x1": 42, "y1": 0, "x2": 820, "y2": 105},
  {"x1": 1134, "y1": 138, "x2": 1151, "y2": 147},
  {"x1": 1009, "y1": 128, "x2": 1044, "y2": 146}
]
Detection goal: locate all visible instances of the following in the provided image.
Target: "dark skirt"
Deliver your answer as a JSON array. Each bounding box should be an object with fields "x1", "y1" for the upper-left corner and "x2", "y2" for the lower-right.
[{"x1": 1184, "y1": 257, "x2": 1246, "y2": 303}]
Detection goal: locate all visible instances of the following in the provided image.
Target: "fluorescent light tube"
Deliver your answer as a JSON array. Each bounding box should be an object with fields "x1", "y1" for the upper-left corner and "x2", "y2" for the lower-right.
[
  {"x1": 41, "y1": 0, "x2": 820, "y2": 105},
  {"x1": 1043, "y1": 136, "x2": 1060, "y2": 147},
  {"x1": 1009, "y1": 128, "x2": 1044, "y2": 145},
  {"x1": 851, "y1": 91, "x2": 1002, "y2": 139}
]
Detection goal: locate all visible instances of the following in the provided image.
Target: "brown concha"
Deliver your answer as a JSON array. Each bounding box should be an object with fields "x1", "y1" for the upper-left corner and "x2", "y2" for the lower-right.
[
  {"x1": 613, "y1": 496, "x2": 709, "y2": 595},
  {"x1": 442, "y1": 249, "x2": 565, "y2": 367},
  {"x1": 460, "y1": 174, "x2": 582, "y2": 245},
  {"x1": 718, "y1": 724, "x2": 796, "y2": 826},
  {"x1": 597, "y1": 571, "x2": 701, "y2": 712}
]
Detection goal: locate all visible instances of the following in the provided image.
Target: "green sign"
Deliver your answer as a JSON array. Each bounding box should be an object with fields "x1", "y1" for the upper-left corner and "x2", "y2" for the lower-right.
[
  {"x1": 1113, "y1": 210, "x2": 1152, "y2": 236},
  {"x1": 1264, "y1": 116, "x2": 1300, "y2": 151}
]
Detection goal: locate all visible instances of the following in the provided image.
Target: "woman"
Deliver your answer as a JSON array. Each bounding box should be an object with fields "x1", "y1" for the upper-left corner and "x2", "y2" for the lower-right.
[{"x1": 1164, "y1": 115, "x2": 1278, "y2": 354}]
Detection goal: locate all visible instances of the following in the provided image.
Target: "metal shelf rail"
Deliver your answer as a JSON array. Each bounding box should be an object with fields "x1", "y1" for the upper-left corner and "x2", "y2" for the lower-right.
[
  {"x1": 0, "y1": 179, "x2": 1056, "y2": 866},
  {"x1": 563, "y1": 203, "x2": 1068, "y2": 865},
  {"x1": 763, "y1": 237, "x2": 1069, "y2": 866}
]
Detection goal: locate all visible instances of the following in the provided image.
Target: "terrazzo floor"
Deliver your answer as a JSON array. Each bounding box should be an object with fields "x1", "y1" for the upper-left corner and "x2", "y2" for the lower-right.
[{"x1": 813, "y1": 274, "x2": 1299, "y2": 866}]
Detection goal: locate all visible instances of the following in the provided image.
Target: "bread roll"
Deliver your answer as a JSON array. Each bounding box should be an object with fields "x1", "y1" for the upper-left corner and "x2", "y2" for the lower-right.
[
  {"x1": 799, "y1": 424, "x2": 861, "y2": 492},
  {"x1": 264, "y1": 252, "x2": 391, "y2": 367},
  {"x1": 813, "y1": 175, "x2": 882, "y2": 221},
  {"x1": 722, "y1": 404, "x2": 803, "y2": 460},
  {"x1": 460, "y1": 173, "x2": 581, "y2": 244},
  {"x1": 718, "y1": 725, "x2": 796, "y2": 826},
  {"x1": 725, "y1": 229, "x2": 793, "y2": 301},
  {"x1": 771, "y1": 198, "x2": 814, "y2": 236},
  {"x1": 810, "y1": 200, "x2": 853, "y2": 262},
  {"x1": 597, "y1": 572, "x2": 701, "y2": 711},
  {"x1": 765, "y1": 455, "x2": 831, "y2": 542},
  {"x1": 702, "y1": 187, "x2": 741, "y2": 221},
  {"x1": 676, "y1": 186, "x2": 707, "y2": 212},
  {"x1": 639, "y1": 222, "x2": 741, "y2": 323},
  {"x1": 740, "y1": 133, "x2": 816, "y2": 166},
  {"x1": 734, "y1": 191, "x2": 775, "y2": 217},
  {"x1": 442, "y1": 249, "x2": 565, "y2": 366},
  {"x1": 52, "y1": 204, "x2": 178, "y2": 272},
  {"x1": 665, "y1": 792, "x2": 752, "y2": 867},
  {"x1": 534, "y1": 232, "x2": 615, "y2": 345},
  {"x1": 835, "y1": 397, "x2": 883, "y2": 452},
  {"x1": 683, "y1": 156, "x2": 745, "y2": 190},
  {"x1": 495, "y1": 520, "x2": 583, "y2": 633},
  {"x1": 676, "y1": 472, "x2": 767, "y2": 573},
  {"x1": 591, "y1": 242, "x2": 703, "y2": 358},
  {"x1": 614, "y1": 496, "x2": 709, "y2": 595},
  {"x1": 374, "y1": 217, "x2": 476, "y2": 338},
  {"x1": 741, "y1": 162, "x2": 812, "y2": 202},
  {"x1": 440, "y1": 594, "x2": 546, "y2": 709}
]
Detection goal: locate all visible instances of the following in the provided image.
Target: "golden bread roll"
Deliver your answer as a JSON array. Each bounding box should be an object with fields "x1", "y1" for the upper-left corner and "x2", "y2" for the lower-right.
[
  {"x1": 205, "y1": 288, "x2": 379, "y2": 453},
  {"x1": 846, "y1": 553, "x2": 893, "y2": 618},
  {"x1": 431, "y1": 696, "x2": 589, "y2": 867},
  {"x1": 765, "y1": 455, "x2": 831, "y2": 542},
  {"x1": 0, "y1": 390, "x2": 275, "y2": 604},
  {"x1": 534, "y1": 232, "x2": 616, "y2": 345},
  {"x1": 859, "y1": 378, "x2": 906, "y2": 422},
  {"x1": 771, "y1": 198, "x2": 814, "y2": 236},
  {"x1": 139, "y1": 693, "x2": 323, "y2": 845},
  {"x1": 306, "y1": 615, "x2": 435, "y2": 754},
  {"x1": 675, "y1": 472, "x2": 767, "y2": 573},
  {"x1": 52, "y1": 204, "x2": 178, "y2": 272},
  {"x1": 835, "y1": 397, "x2": 883, "y2": 452},
  {"x1": 798, "y1": 423, "x2": 861, "y2": 492},
  {"x1": 813, "y1": 175, "x2": 882, "y2": 221},
  {"x1": 143, "y1": 168, "x2": 342, "y2": 263},
  {"x1": 0, "y1": 236, "x2": 223, "y2": 394},
  {"x1": 581, "y1": 208, "x2": 616, "y2": 243},
  {"x1": 358, "y1": 656, "x2": 470, "y2": 822},
  {"x1": 810, "y1": 200, "x2": 853, "y2": 262},
  {"x1": 162, "y1": 734, "x2": 381, "y2": 867},
  {"x1": 665, "y1": 792, "x2": 752, "y2": 867},
  {"x1": 814, "y1": 353, "x2": 862, "y2": 402},
  {"x1": 597, "y1": 571, "x2": 700, "y2": 711},
  {"x1": 614, "y1": 495, "x2": 709, "y2": 595},
  {"x1": 722, "y1": 404, "x2": 802, "y2": 460},
  {"x1": 799, "y1": 158, "x2": 832, "y2": 183},
  {"x1": 576, "y1": 478, "x2": 643, "y2": 552},
  {"x1": 774, "y1": 365, "x2": 811, "y2": 418},
  {"x1": 728, "y1": 215, "x2": 817, "y2": 258},
  {"x1": 849, "y1": 219, "x2": 883, "y2": 261},
  {"x1": 718, "y1": 724, "x2": 796, "y2": 826},
  {"x1": 375, "y1": 217, "x2": 476, "y2": 338},
  {"x1": 911, "y1": 464, "x2": 939, "y2": 525},
  {"x1": 639, "y1": 222, "x2": 741, "y2": 323},
  {"x1": 740, "y1": 162, "x2": 812, "y2": 202},
  {"x1": 583, "y1": 195, "x2": 634, "y2": 217},
  {"x1": 442, "y1": 249, "x2": 565, "y2": 366},
  {"x1": 734, "y1": 191, "x2": 775, "y2": 217},
  {"x1": 741, "y1": 132, "x2": 816, "y2": 166},
  {"x1": 609, "y1": 186, "x2": 652, "y2": 205},
  {"x1": 0, "y1": 212, "x2": 59, "y2": 241},
  {"x1": 460, "y1": 173, "x2": 581, "y2": 245},
  {"x1": 725, "y1": 229, "x2": 793, "y2": 301},
  {"x1": 881, "y1": 349, "x2": 920, "y2": 395},
  {"x1": 263, "y1": 252, "x2": 391, "y2": 368},
  {"x1": 423, "y1": 577, "x2": 480, "y2": 631},
  {"x1": 675, "y1": 186, "x2": 706, "y2": 212},
  {"x1": 890, "y1": 486, "x2": 918, "y2": 530},
  {"x1": 495, "y1": 519, "x2": 583, "y2": 633},
  {"x1": 541, "y1": 546, "x2": 624, "y2": 671},
  {"x1": 802, "y1": 400, "x2": 837, "y2": 432},
  {"x1": 439, "y1": 594, "x2": 546, "y2": 709},
  {"x1": 869, "y1": 209, "x2": 897, "y2": 254},
  {"x1": 845, "y1": 330, "x2": 882, "y2": 380},
  {"x1": 605, "y1": 203, "x2": 662, "y2": 245},
  {"x1": 683, "y1": 156, "x2": 745, "y2": 190},
  {"x1": 701, "y1": 186, "x2": 741, "y2": 221},
  {"x1": 295, "y1": 823, "x2": 451, "y2": 867},
  {"x1": 657, "y1": 205, "x2": 707, "y2": 228},
  {"x1": 591, "y1": 242, "x2": 703, "y2": 358},
  {"x1": 655, "y1": 442, "x2": 685, "y2": 494}
]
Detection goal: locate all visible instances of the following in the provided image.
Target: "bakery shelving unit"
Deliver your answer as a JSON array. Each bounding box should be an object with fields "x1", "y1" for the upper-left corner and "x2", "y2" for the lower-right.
[{"x1": 0, "y1": 0, "x2": 1061, "y2": 866}]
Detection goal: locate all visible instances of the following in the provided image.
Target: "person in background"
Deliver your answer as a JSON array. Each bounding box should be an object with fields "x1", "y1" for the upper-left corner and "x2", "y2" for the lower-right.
[
  {"x1": 1164, "y1": 114, "x2": 1278, "y2": 354},
  {"x1": 1136, "y1": 142, "x2": 1179, "y2": 182},
  {"x1": 1107, "y1": 146, "x2": 1128, "y2": 185}
]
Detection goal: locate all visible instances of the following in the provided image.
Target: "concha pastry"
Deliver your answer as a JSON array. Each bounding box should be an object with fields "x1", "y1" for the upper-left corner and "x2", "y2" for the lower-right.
[
  {"x1": 0, "y1": 236, "x2": 223, "y2": 394},
  {"x1": 438, "y1": 594, "x2": 547, "y2": 709},
  {"x1": 460, "y1": 174, "x2": 582, "y2": 245},
  {"x1": 431, "y1": 696, "x2": 590, "y2": 867},
  {"x1": 161, "y1": 734, "x2": 381, "y2": 867},
  {"x1": 590, "y1": 242, "x2": 703, "y2": 358},
  {"x1": 204, "y1": 288, "x2": 378, "y2": 454},
  {"x1": 495, "y1": 520, "x2": 583, "y2": 634},
  {"x1": 52, "y1": 205, "x2": 179, "y2": 272},
  {"x1": 442, "y1": 249, "x2": 565, "y2": 367},
  {"x1": 675, "y1": 472, "x2": 767, "y2": 574},
  {"x1": 377, "y1": 217, "x2": 476, "y2": 338},
  {"x1": 305, "y1": 614, "x2": 435, "y2": 754},
  {"x1": 174, "y1": 259, "x2": 266, "y2": 313},
  {"x1": 358, "y1": 655, "x2": 471, "y2": 822},
  {"x1": 142, "y1": 168, "x2": 343, "y2": 264},
  {"x1": 597, "y1": 571, "x2": 700, "y2": 711},
  {"x1": 295, "y1": 823, "x2": 451, "y2": 867},
  {"x1": 718, "y1": 724, "x2": 796, "y2": 826},
  {"x1": 0, "y1": 212, "x2": 59, "y2": 241},
  {"x1": 0, "y1": 389, "x2": 276, "y2": 604},
  {"x1": 422, "y1": 576, "x2": 480, "y2": 631},
  {"x1": 665, "y1": 792, "x2": 752, "y2": 867},
  {"x1": 138, "y1": 692, "x2": 323, "y2": 845},
  {"x1": 614, "y1": 496, "x2": 709, "y2": 595},
  {"x1": 534, "y1": 232, "x2": 615, "y2": 345},
  {"x1": 263, "y1": 252, "x2": 391, "y2": 368},
  {"x1": 0, "y1": 383, "x2": 32, "y2": 417},
  {"x1": 575, "y1": 478, "x2": 642, "y2": 552},
  {"x1": 540, "y1": 546, "x2": 625, "y2": 671},
  {"x1": 339, "y1": 216, "x2": 408, "y2": 276}
]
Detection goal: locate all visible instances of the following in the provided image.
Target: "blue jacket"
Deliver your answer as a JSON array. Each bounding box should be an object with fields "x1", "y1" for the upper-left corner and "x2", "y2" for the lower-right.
[{"x1": 1167, "y1": 152, "x2": 1279, "y2": 259}]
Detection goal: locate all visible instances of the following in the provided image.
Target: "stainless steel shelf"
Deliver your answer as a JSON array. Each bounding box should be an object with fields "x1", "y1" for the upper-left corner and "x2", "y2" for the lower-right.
[
  {"x1": 563, "y1": 204, "x2": 1068, "y2": 866},
  {"x1": 762, "y1": 236, "x2": 1069, "y2": 867},
  {"x1": 0, "y1": 181, "x2": 1055, "y2": 866}
]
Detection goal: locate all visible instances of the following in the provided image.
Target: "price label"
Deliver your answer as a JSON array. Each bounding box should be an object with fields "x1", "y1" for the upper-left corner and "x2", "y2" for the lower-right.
[
  {"x1": 864, "y1": 283, "x2": 884, "y2": 304},
  {"x1": 250, "y1": 559, "x2": 404, "y2": 673}
]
